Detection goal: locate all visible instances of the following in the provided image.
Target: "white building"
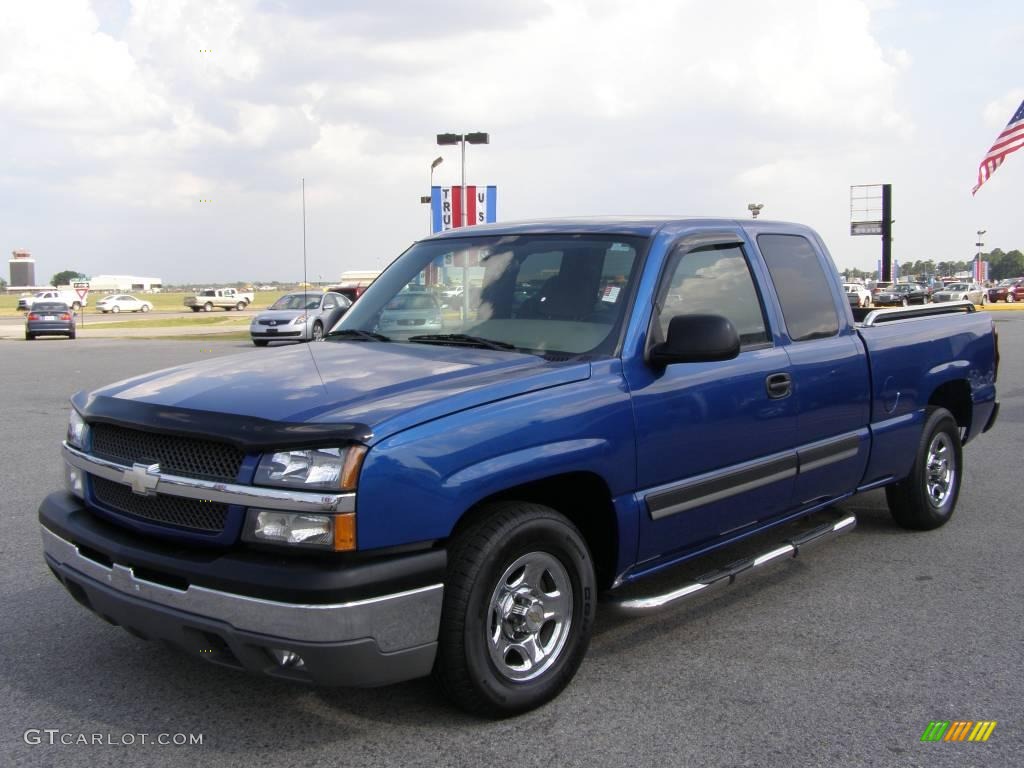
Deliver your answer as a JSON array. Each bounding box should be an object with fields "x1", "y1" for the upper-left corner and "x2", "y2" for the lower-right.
[{"x1": 87, "y1": 274, "x2": 163, "y2": 292}]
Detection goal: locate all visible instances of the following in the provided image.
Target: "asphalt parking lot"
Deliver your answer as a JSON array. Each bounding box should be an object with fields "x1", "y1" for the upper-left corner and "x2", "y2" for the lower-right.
[{"x1": 2, "y1": 317, "x2": 1022, "y2": 768}]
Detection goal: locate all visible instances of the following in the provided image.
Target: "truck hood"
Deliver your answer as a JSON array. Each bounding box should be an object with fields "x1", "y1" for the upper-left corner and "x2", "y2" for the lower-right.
[{"x1": 83, "y1": 342, "x2": 591, "y2": 444}]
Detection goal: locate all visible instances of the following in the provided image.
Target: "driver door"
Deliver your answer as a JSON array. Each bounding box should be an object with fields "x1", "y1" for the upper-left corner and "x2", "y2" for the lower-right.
[{"x1": 624, "y1": 235, "x2": 798, "y2": 565}]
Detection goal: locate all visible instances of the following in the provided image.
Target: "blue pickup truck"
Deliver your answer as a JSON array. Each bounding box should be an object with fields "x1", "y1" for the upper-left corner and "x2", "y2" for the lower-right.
[{"x1": 40, "y1": 218, "x2": 999, "y2": 716}]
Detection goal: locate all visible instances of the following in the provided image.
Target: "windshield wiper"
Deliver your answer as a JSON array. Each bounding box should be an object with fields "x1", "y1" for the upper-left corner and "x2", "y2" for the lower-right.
[
  {"x1": 325, "y1": 329, "x2": 391, "y2": 342},
  {"x1": 406, "y1": 333, "x2": 519, "y2": 351}
]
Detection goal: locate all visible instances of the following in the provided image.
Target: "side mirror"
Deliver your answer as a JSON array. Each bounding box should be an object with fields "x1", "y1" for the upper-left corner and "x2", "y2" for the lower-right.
[{"x1": 649, "y1": 314, "x2": 741, "y2": 368}]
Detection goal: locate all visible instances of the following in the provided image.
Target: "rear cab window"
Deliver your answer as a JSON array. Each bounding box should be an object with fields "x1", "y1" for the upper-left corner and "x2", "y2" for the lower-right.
[{"x1": 756, "y1": 234, "x2": 840, "y2": 342}]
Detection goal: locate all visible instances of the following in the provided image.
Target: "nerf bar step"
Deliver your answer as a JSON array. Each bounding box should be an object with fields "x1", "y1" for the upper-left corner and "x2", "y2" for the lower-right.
[{"x1": 609, "y1": 514, "x2": 856, "y2": 614}]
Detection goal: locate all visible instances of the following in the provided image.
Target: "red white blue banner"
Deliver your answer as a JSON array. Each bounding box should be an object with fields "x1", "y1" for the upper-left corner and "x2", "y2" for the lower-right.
[{"x1": 431, "y1": 186, "x2": 497, "y2": 233}]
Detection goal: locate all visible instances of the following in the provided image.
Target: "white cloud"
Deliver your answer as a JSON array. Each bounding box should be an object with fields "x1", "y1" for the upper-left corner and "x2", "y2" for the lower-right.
[
  {"x1": 983, "y1": 89, "x2": 1024, "y2": 128},
  {"x1": 8, "y1": 0, "x2": 1014, "y2": 282}
]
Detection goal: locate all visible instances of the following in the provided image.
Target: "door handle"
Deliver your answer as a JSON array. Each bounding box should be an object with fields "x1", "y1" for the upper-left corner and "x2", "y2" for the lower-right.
[{"x1": 765, "y1": 372, "x2": 792, "y2": 399}]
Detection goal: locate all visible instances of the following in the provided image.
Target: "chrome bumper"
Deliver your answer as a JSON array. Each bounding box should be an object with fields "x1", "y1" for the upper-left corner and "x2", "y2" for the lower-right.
[{"x1": 42, "y1": 525, "x2": 444, "y2": 686}]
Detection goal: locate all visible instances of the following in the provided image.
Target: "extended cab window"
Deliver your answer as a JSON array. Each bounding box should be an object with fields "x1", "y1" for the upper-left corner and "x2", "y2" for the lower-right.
[
  {"x1": 757, "y1": 234, "x2": 839, "y2": 341},
  {"x1": 656, "y1": 243, "x2": 769, "y2": 348}
]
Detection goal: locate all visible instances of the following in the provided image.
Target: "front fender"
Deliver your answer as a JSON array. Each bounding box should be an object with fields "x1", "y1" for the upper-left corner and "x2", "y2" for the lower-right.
[{"x1": 354, "y1": 360, "x2": 636, "y2": 552}]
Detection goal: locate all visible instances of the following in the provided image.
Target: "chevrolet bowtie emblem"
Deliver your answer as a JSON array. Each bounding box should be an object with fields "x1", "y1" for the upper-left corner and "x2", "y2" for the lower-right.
[{"x1": 124, "y1": 462, "x2": 160, "y2": 496}]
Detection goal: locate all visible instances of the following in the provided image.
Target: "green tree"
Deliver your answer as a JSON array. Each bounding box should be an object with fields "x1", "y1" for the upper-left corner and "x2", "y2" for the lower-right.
[
  {"x1": 50, "y1": 270, "x2": 85, "y2": 287},
  {"x1": 997, "y1": 249, "x2": 1024, "y2": 280}
]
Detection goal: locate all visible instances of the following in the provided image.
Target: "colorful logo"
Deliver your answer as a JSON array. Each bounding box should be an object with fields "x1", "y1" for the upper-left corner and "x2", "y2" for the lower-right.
[{"x1": 920, "y1": 721, "x2": 997, "y2": 742}]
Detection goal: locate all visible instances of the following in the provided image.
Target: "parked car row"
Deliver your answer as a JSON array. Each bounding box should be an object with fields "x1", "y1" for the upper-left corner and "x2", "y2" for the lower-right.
[{"x1": 862, "y1": 281, "x2": 990, "y2": 307}]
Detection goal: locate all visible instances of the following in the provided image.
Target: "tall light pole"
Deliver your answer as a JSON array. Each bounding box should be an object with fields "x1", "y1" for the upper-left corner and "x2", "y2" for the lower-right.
[
  {"x1": 436, "y1": 132, "x2": 489, "y2": 228},
  {"x1": 747, "y1": 202, "x2": 763, "y2": 219},
  {"x1": 976, "y1": 229, "x2": 986, "y2": 283}
]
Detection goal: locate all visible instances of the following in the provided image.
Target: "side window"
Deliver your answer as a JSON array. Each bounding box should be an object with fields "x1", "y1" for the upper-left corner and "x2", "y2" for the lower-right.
[
  {"x1": 323, "y1": 296, "x2": 337, "y2": 309},
  {"x1": 757, "y1": 234, "x2": 840, "y2": 341},
  {"x1": 656, "y1": 243, "x2": 769, "y2": 347}
]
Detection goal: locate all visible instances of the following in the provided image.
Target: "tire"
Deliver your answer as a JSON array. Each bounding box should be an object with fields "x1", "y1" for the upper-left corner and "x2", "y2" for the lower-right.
[
  {"x1": 203, "y1": 302, "x2": 214, "y2": 312},
  {"x1": 311, "y1": 321, "x2": 324, "y2": 341},
  {"x1": 1007, "y1": 293, "x2": 1016, "y2": 303},
  {"x1": 253, "y1": 339, "x2": 269, "y2": 347},
  {"x1": 235, "y1": 301, "x2": 246, "y2": 311},
  {"x1": 901, "y1": 298, "x2": 908, "y2": 307},
  {"x1": 885, "y1": 407, "x2": 962, "y2": 531},
  {"x1": 112, "y1": 305, "x2": 120, "y2": 313},
  {"x1": 433, "y1": 501, "x2": 596, "y2": 717},
  {"x1": 68, "y1": 331, "x2": 76, "y2": 339},
  {"x1": 141, "y1": 304, "x2": 150, "y2": 313},
  {"x1": 25, "y1": 332, "x2": 34, "y2": 341}
]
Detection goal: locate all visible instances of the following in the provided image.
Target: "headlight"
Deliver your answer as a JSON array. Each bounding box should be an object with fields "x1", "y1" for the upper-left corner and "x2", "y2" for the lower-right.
[
  {"x1": 67, "y1": 409, "x2": 89, "y2": 449},
  {"x1": 242, "y1": 509, "x2": 356, "y2": 551},
  {"x1": 292, "y1": 314, "x2": 308, "y2": 325},
  {"x1": 254, "y1": 446, "x2": 366, "y2": 491}
]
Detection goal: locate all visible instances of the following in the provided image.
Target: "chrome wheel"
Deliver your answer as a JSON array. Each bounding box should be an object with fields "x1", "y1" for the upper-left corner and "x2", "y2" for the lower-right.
[
  {"x1": 311, "y1": 322, "x2": 324, "y2": 341},
  {"x1": 925, "y1": 432, "x2": 956, "y2": 508},
  {"x1": 487, "y1": 552, "x2": 573, "y2": 682}
]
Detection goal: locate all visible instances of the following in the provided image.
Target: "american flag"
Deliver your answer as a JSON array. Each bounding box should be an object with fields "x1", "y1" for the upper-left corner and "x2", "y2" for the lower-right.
[{"x1": 972, "y1": 98, "x2": 1024, "y2": 195}]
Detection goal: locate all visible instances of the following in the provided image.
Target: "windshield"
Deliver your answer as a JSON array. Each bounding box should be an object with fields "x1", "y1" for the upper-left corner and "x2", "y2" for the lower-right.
[
  {"x1": 270, "y1": 293, "x2": 321, "y2": 311},
  {"x1": 330, "y1": 234, "x2": 646, "y2": 356},
  {"x1": 33, "y1": 302, "x2": 68, "y2": 312},
  {"x1": 945, "y1": 284, "x2": 968, "y2": 291}
]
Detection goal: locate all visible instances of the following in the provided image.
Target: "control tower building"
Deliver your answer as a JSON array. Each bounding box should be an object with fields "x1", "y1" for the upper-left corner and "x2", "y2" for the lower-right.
[{"x1": 9, "y1": 250, "x2": 36, "y2": 287}]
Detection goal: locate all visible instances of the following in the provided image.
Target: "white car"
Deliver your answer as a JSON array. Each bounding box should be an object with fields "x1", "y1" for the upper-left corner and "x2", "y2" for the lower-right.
[
  {"x1": 96, "y1": 294, "x2": 153, "y2": 313},
  {"x1": 844, "y1": 283, "x2": 872, "y2": 308}
]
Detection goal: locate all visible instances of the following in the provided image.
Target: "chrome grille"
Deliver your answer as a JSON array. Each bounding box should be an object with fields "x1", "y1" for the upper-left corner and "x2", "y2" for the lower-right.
[
  {"x1": 92, "y1": 476, "x2": 229, "y2": 533},
  {"x1": 90, "y1": 424, "x2": 244, "y2": 482}
]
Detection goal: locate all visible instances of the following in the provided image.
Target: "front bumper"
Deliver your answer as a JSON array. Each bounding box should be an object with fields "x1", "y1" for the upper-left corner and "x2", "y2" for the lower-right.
[
  {"x1": 251, "y1": 326, "x2": 306, "y2": 341},
  {"x1": 39, "y1": 492, "x2": 444, "y2": 687}
]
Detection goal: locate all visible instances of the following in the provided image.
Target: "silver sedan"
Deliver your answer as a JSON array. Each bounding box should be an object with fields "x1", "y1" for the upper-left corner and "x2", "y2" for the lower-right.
[
  {"x1": 931, "y1": 283, "x2": 986, "y2": 306},
  {"x1": 250, "y1": 291, "x2": 351, "y2": 346}
]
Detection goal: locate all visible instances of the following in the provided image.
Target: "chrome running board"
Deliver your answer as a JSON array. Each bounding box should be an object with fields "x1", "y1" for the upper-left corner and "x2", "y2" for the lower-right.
[{"x1": 608, "y1": 515, "x2": 856, "y2": 614}]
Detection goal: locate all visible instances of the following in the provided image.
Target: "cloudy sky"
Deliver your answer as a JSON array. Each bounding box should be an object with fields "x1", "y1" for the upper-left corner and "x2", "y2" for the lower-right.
[{"x1": 1, "y1": 0, "x2": 1021, "y2": 284}]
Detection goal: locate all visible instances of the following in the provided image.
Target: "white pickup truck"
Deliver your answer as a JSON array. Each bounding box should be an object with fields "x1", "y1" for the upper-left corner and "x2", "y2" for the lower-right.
[
  {"x1": 183, "y1": 288, "x2": 254, "y2": 312},
  {"x1": 17, "y1": 290, "x2": 88, "y2": 311}
]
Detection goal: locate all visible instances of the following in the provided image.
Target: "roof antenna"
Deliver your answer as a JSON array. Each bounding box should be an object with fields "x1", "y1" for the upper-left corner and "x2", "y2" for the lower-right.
[
  {"x1": 302, "y1": 178, "x2": 308, "y2": 294},
  {"x1": 302, "y1": 177, "x2": 326, "y2": 387}
]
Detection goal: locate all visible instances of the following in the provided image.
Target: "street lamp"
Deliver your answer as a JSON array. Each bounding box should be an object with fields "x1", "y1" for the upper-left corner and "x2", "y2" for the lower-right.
[
  {"x1": 420, "y1": 157, "x2": 445, "y2": 233},
  {"x1": 747, "y1": 203, "x2": 763, "y2": 219},
  {"x1": 437, "y1": 132, "x2": 489, "y2": 228},
  {"x1": 976, "y1": 229, "x2": 986, "y2": 283}
]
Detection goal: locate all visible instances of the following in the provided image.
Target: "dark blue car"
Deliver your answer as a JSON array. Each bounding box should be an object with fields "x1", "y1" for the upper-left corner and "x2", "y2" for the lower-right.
[{"x1": 26, "y1": 301, "x2": 76, "y2": 340}]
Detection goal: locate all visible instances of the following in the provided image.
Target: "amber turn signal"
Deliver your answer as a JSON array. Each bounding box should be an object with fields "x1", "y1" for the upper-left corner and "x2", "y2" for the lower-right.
[
  {"x1": 340, "y1": 446, "x2": 368, "y2": 491},
  {"x1": 333, "y1": 512, "x2": 357, "y2": 551}
]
